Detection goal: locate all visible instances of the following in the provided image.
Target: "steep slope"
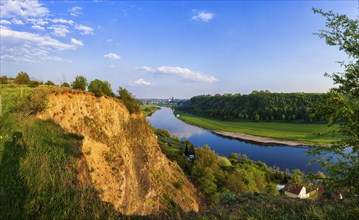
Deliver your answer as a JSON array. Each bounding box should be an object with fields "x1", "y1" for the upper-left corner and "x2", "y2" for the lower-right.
[{"x1": 38, "y1": 92, "x2": 199, "y2": 216}]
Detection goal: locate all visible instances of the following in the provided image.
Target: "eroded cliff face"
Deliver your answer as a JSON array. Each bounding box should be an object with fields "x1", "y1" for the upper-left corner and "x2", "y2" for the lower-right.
[{"x1": 38, "y1": 92, "x2": 199, "y2": 215}]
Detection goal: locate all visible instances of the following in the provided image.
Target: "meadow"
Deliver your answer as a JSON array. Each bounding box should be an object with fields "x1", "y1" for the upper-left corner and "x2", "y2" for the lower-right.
[{"x1": 176, "y1": 111, "x2": 341, "y2": 145}]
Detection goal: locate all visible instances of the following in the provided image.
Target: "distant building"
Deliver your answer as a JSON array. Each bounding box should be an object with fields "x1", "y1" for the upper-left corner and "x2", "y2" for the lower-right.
[
  {"x1": 284, "y1": 184, "x2": 310, "y2": 199},
  {"x1": 168, "y1": 97, "x2": 174, "y2": 103}
]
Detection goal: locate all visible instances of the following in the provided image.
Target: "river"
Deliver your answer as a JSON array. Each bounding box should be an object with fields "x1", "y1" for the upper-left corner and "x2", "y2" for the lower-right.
[{"x1": 148, "y1": 107, "x2": 325, "y2": 173}]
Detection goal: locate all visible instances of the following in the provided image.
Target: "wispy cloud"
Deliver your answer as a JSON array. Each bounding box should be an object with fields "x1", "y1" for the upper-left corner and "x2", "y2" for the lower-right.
[
  {"x1": 130, "y1": 78, "x2": 152, "y2": 86},
  {"x1": 104, "y1": 52, "x2": 121, "y2": 60},
  {"x1": 49, "y1": 25, "x2": 70, "y2": 37},
  {"x1": 192, "y1": 10, "x2": 215, "y2": 22},
  {"x1": 69, "y1": 6, "x2": 82, "y2": 17},
  {"x1": 12, "y1": 18, "x2": 24, "y2": 25},
  {"x1": 71, "y1": 38, "x2": 83, "y2": 46},
  {"x1": 0, "y1": 0, "x2": 49, "y2": 18},
  {"x1": 75, "y1": 24, "x2": 94, "y2": 35},
  {"x1": 0, "y1": 27, "x2": 80, "y2": 62},
  {"x1": 137, "y1": 66, "x2": 218, "y2": 83},
  {"x1": 0, "y1": 19, "x2": 11, "y2": 25},
  {"x1": 0, "y1": 0, "x2": 93, "y2": 63},
  {"x1": 51, "y1": 18, "x2": 74, "y2": 26},
  {"x1": 31, "y1": 25, "x2": 45, "y2": 30}
]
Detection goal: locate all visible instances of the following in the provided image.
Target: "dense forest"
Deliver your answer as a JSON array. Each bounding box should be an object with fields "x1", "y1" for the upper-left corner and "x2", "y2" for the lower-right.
[{"x1": 178, "y1": 91, "x2": 328, "y2": 122}]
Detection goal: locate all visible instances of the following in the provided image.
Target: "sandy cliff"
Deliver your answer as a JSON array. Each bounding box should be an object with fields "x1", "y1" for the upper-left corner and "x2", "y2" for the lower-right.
[{"x1": 38, "y1": 92, "x2": 199, "y2": 215}]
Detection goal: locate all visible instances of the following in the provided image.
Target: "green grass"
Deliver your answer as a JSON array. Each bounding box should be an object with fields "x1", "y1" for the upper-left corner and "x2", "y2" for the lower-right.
[
  {"x1": 185, "y1": 193, "x2": 359, "y2": 220},
  {"x1": 141, "y1": 104, "x2": 160, "y2": 117},
  {"x1": 0, "y1": 86, "x2": 121, "y2": 219},
  {"x1": 176, "y1": 111, "x2": 341, "y2": 145}
]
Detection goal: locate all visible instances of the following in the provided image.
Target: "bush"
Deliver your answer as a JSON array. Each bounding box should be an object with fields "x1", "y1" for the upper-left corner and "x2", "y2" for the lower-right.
[
  {"x1": 45, "y1": 80, "x2": 55, "y2": 86},
  {"x1": 173, "y1": 181, "x2": 183, "y2": 189},
  {"x1": 118, "y1": 87, "x2": 141, "y2": 114},
  {"x1": 61, "y1": 82, "x2": 70, "y2": 87},
  {"x1": 0, "y1": 76, "x2": 8, "y2": 84},
  {"x1": 88, "y1": 79, "x2": 113, "y2": 97},
  {"x1": 71, "y1": 75, "x2": 88, "y2": 91},
  {"x1": 14, "y1": 72, "x2": 30, "y2": 84},
  {"x1": 11, "y1": 88, "x2": 48, "y2": 118},
  {"x1": 28, "y1": 80, "x2": 41, "y2": 88}
]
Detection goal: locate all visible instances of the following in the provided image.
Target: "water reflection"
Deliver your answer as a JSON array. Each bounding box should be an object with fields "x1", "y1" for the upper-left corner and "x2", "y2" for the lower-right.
[{"x1": 148, "y1": 107, "x2": 324, "y2": 173}]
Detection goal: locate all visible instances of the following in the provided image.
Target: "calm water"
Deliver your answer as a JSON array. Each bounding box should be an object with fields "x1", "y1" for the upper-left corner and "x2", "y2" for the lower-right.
[{"x1": 148, "y1": 107, "x2": 325, "y2": 173}]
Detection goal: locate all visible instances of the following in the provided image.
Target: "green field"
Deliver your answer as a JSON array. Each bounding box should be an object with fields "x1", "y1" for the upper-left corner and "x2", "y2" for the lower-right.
[
  {"x1": 141, "y1": 104, "x2": 159, "y2": 117},
  {"x1": 176, "y1": 111, "x2": 341, "y2": 145}
]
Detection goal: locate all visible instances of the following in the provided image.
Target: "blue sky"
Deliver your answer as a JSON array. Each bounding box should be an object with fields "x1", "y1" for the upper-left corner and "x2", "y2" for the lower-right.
[{"x1": 0, "y1": 0, "x2": 357, "y2": 98}]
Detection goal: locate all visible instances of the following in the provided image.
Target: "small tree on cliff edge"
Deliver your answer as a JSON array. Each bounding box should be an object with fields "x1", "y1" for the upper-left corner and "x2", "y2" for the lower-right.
[
  {"x1": 118, "y1": 87, "x2": 141, "y2": 114},
  {"x1": 71, "y1": 75, "x2": 88, "y2": 91},
  {"x1": 88, "y1": 79, "x2": 113, "y2": 97},
  {"x1": 309, "y1": 8, "x2": 359, "y2": 195}
]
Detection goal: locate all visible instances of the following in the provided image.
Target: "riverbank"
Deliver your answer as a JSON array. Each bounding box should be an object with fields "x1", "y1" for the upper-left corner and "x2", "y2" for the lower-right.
[
  {"x1": 176, "y1": 111, "x2": 340, "y2": 146},
  {"x1": 213, "y1": 130, "x2": 306, "y2": 146},
  {"x1": 141, "y1": 104, "x2": 160, "y2": 117}
]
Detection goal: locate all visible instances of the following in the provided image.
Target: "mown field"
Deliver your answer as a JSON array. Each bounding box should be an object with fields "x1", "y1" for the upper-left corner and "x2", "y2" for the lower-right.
[{"x1": 176, "y1": 111, "x2": 341, "y2": 145}]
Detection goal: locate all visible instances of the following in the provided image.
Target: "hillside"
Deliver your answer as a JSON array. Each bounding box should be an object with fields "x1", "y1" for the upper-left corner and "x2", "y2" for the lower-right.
[
  {"x1": 38, "y1": 91, "x2": 199, "y2": 215},
  {"x1": 0, "y1": 87, "x2": 198, "y2": 218}
]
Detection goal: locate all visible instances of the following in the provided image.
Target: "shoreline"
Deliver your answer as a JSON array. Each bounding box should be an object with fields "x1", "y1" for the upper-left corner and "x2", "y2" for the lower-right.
[{"x1": 212, "y1": 130, "x2": 307, "y2": 146}]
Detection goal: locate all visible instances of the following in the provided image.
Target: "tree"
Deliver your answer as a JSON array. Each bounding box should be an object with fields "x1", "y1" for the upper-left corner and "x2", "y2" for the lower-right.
[
  {"x1": 310, "y1": 8, "x2": 359, "y2": 195},
  {"x1": 102, "y1": 81, "x2": 113, "y2": 96},
  {"x1": 61, "y1": 82, "x2": 70, "y2": 87},
  {"x1": 14, "y1": 71, "x2": 30, "y2": 84},
  {"x1": 118, "y1": 87, "x2": 141, "y2": 114},
  {"x1": 45, "y1": 80, "x2": 55, "y2": 86},
  {"x1": 88, "y1": 79, "x2": 104, "y2": 96},
  {"x1": 0, "y1": 76, "x2": 8, "y2": 84},
  {"x1": 71, "y1": 75, "x2": 88, "y2": 91}
]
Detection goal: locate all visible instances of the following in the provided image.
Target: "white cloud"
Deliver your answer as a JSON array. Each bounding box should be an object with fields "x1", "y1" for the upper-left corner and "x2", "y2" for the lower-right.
[
  {"x1": 71, "y1": 38, "x2": 83, "y2": 46},
  {"x1": 0, "y1": 19, "x2": 11, "y2": 25},
  {"x1": 192, "y1": 10, "x2": 215, "y2": 22},
  {"x1": 51, "y1": 18, "x2": 74, "y2": 26},
  {"x1": 0, "y1": 27, "x2": 79, "y2": 62},
  {"x1": 0, "y1": 0, "x2": 93, "y2": 63},
  {"x1": 104, "y1": 52, "x2": 121, "y2": 60},
  {"x1": 130, "y1": 78, "x2": 152, "y2": 86},
  {"x1": 69, "y1": 6, "x2": 82, "y2": 17},
  {"x1": 12, "y1": 18, "x2": 24, "y2": 25},
  {"x1": 49, "y1": 25, "x2": 70, "y2": 37},
  {"x1": 0, "y1": 0, "x2": 49, "y2": 18},
  {"x1": 137, "y1": 66, "x2": 218, "y2": 83},
  {"x1": 27, "y1": 18, "x2": 48, "y2": 26},
  {"x1": 75, "y1": 24, "x2": 94, "y2": 35},
  {"x1": 31, "y1": 25, "x2": 44, "y2": 30}
]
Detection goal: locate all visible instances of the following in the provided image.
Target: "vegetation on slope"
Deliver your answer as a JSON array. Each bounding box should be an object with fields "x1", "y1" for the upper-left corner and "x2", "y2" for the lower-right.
[
  {"x1": 308, "y1": 8, "x2": 359, "y2": 195},
  {"x1": 156, "y1": 129, "x2": 359, "y2": 219},
  {"x1": 0, "y1": 87, "x2": 120, "y2": 219}
]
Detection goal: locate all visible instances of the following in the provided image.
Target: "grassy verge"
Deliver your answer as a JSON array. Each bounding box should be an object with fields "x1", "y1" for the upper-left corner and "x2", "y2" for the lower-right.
[
  {"x1": 176, "y1": 111, "x2": 341, "y2": 145},
  {"x1": 141, "y1": 104, "x2": 160, "y2": 117}
]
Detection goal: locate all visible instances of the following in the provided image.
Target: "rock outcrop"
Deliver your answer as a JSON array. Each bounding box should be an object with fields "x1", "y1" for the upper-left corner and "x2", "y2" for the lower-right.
[{"x1": 38, "y1": 92, "x2": 199, "y2": 215}]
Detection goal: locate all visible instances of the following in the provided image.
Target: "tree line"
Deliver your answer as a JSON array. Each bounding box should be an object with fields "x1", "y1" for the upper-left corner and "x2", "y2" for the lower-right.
[
  {"x1": 178, "y1": 91, "x2": 328, "y2": 122},
  {"x1": 1, "y1": 72, "x2": 141, "y2": 114}
]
